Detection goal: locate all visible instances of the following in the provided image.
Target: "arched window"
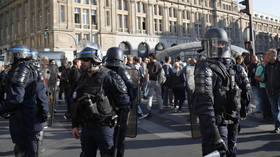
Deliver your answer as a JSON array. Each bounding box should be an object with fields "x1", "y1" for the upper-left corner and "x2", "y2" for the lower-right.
[
  {"x1": 119, "y1": 41, "x2": 131, "y2": 55},
  {"x1": 155, "y1": 42, "x2": 165, "y2": 52},
  {"x1": 138, "y1": 42, "x2": 149, "y2": 57}
]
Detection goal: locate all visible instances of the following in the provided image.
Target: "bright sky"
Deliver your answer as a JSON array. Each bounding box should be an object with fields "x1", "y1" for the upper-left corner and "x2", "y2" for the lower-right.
[{"x1": 238, "y1": 0, "x2": 280, "y2": 17}]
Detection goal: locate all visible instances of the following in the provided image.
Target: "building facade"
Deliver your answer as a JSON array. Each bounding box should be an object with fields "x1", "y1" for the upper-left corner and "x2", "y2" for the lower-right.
[{"x1": 0, "y1": 0, "x2": 280, "y2": 60}]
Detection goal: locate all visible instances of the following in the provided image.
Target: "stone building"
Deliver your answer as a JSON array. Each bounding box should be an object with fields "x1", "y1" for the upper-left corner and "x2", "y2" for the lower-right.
[{"x1": 0, "y1": 0, "x2": 280, "y2": 60}]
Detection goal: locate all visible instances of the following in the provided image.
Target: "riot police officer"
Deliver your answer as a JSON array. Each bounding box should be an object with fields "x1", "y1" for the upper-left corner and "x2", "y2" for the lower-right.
[
  {"x1": 193, "y1": 28, "x2": 250, "y2": 157},
  {"x1": 71, "y1": 44, "x2": 130, "y2": 157},
  {"x1": 0, "y1": 44, "x2": 48, "y2": 157},
  {"x1": 105, "y1": 47, "x2": 137, "y2": 157}
]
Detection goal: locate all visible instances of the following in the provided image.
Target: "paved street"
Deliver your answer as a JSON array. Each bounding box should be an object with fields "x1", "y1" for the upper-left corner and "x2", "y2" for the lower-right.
[{"x1": 0, "y1": 100, "x2": 280, "y2": 157}]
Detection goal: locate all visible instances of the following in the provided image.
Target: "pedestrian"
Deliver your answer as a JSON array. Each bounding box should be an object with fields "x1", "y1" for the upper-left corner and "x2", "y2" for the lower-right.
[
  {"x1": 255, "y1": 52, "x2": 272, "y2": 121},
  {"x1": 146, "y1": 53, "x2": 164, "y2": 115},
  {"x1": 162, "y1": 56, "x2": 174, "y2": 108},
  {"x1": 133, "y1": 56, "x2": 146, "y2": 119},
  {"x1": 64, "y1": 58, "x2": 81, "y2": 120},
  {"x1": 193, "y1": 28, "x2": 250, "y2": 157},
  {"x1": 264, "y1": 48, "x2": 280, "y2": 133},
  {"x1": 71, "y1": 44, "x2": 130, "y2": 157},
  {"x1": 170, "y1": 62, "x2": 185, "y2": 112},
  {"x1": 0, "y1": 44, "x2": 48, "y2": 157},
  {"x1": 141, "y1": 57, "x2": 149, "y2": 98},
  {"x1": 105, "y1": 47, "x2": 137, "y2": 157},
  {"x1": 248, "y1": 55, "x2": 261, "y2": 114}
]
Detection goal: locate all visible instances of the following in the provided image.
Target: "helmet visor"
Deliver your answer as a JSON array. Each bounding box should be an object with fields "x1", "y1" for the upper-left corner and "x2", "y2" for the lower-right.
[
  {"x1": 204, "y1": 39, "x2": 231, "y2": 58},
  {"x1": 7, "y1": 47, "x2": 31, "y2": 64}
]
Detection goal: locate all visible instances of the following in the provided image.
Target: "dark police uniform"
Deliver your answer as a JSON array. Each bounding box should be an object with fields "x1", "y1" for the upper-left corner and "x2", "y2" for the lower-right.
[
  {"x1": 193, "y1": 28, "x2": 250, "y2": 157},
  {"x1": 72, "y1": 44, "x2": 130, "y2": 157},
  {"x1": 72, "y1": 67, "x2": 130, "y2": 157},
  {"x1": 105, "y1": 47, "x2": 137, "y2": 157},
  {"x1": 0, "y1": 45, "x2": 48, "y2": 157}
]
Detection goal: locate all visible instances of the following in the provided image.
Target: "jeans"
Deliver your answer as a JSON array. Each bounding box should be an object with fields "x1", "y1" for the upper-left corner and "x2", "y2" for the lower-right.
[
  {"x1": 147, "y1": 80, "x2": 163, "y2": 111},
  {"x1": 267, "y1": 91, "x2": 280, "y2": 129},
  {"x1": 259, "y1": 88, "x2": 272, "y2": 119},
  {"x1": 162, "y1": 85, "x2": 174, "y2": 107},
  {"x1": 252, "y1": 86, "x2": 261, "y2": 112}
]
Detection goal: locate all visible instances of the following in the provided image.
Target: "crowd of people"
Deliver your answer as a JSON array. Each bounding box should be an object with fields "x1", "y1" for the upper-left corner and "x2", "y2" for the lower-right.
[{"x1": 1, "y1": 27, "x2": 280, "y2": 157}]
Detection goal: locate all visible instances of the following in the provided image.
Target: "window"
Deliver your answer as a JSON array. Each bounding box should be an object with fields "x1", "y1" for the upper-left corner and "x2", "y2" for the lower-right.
[
  {"x1": 117, "y1": 14, "x2": 122, "y2": 28},
  {"x1": 136, "y1": 2, "x2": 140, "y2": 13},
  {"x1": 91, "y1": 10, "x2": 97, "y2": 25},
  {"x1": 174, "y1": 9, "x2": 177, "y2": 18},
  {"x1": 91, "y1": 0, "x2": 96, "y2": 5},
  {"x1": 119, "y1": 42, "x2": 131, "y2": 55},
  {"x1": 60, "y1": 5, "x2": 65, "y2": 22},
  {"x1": 74, "y1": 0, "x2": 81, "y2": 3},
  {"x1": 123, "y1": 0, "x2": 127, "y2": 10},
  {"x1": 84, "y1": 34, "x2": 90, "y2": 41},
  {"x1": 117, "y1": 0, "x2": 121, "y2": 10},
  {"x1": 92, "y1": 35, "x2": 97, "y2": 42},
  {"x1": 74, "y1": 8, "x2": 81, "y2": 24},
  {"x1": 154, "y1": 5, "x2": 157, "y2": 15},
  {"x1": 187, "y1": 10, "x2": 190, "y2": 20},
  {"x1": 174, "y1": 22, "x2": 177, "y2": 32},
  {"x1": 83, "y1": 9, "x2": 89, "y2": 24},
  {"x1": 75, "y1": 33, "x2": 81, "y2": 43},
  {"x1": 105, "y1": 0, "x2": 109, "y2": 7},
  {"x1": 106, "y1": 11, "x2": 110, "y2": 26},
  {"x1": 124, "y1": 15, "x2": 128, "y2": 28},
  {"x1": 169, "y1": 21, "x2": 172, "y2": 32},
  {"x1": 154, "y1": 19, "x2": 157, "y2": 31},
  {"x1": 142, "y1": 17, "x2": 146, "y2": 30},
  {"x1": 169, "y1": 8, "x2": 172, "y2": 17},
  {"x1": 187, "y1": 23, "x2": 190, "y2": 33},
  {"x1": 159, "y1": 6, "x2": 162, "y2": 16},
  {"x1": 137, "y1": 17, "x2": 141, "y2": 30},
  {"x1": 159, "y1": 19, "x2": 162, "y2": 31},
  {"x1": 142, "y1": 3, "x2": 146, "y2": 13},
  {"x1": 83, "y1": 0, "x2": 89, "y2": 4}
]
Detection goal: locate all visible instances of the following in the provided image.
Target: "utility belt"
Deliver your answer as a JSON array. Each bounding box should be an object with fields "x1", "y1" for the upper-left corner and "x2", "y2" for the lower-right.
[{"x1": 81, "y1": 115, "x2": 118, "y2": 128}]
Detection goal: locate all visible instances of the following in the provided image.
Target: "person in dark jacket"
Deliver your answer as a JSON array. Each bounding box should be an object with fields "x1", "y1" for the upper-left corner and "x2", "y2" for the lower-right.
[
  {"x1": 264, "y1": 48, "x2": 280, "y2": 134},
  {"x1": 0, "y1": 44, "x2": 48, "y2": 157},
  {"x1": 64, "y1": 58, "x2": 81, "y2": 119}
]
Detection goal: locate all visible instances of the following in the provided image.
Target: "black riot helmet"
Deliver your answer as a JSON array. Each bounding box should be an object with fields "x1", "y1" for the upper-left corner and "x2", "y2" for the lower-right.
[
  {"x1": 7, "y1": 44, "x2": 32, "y2": 64},
  {"x1": 202, "y1": 27, "x2": 231, "y2": 59},
  {"x1": 105, "y1": 47, "x2": 124, "y2": 67},
  {"x1": 78, "y1": 42, "x2": 103, "y2": 64}
]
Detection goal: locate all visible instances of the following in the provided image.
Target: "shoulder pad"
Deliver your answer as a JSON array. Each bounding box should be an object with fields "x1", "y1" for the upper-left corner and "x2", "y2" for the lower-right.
[
  {"x1": 117, "y1": 67, "x2": 132, "y2": 83},
  {"x1": 11, "y1": 63, "x2": 31, "y2": 86},
  {"x1": 109, "y1": 70, "x2": 128, "y2": 94},
  {"x1": 194, "y1": 61, "x2": 213, "y2": 99}
]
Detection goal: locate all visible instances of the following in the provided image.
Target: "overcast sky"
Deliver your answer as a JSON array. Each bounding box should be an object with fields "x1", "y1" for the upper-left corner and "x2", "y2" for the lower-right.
[{"x1": 237, "y1": 0, "x2": 280, "y2": 17}]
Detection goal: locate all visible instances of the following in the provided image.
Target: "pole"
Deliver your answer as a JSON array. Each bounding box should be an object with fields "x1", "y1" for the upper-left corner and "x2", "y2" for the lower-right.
[{"x1": 249, "y1": 14, "x2": 255, "y2": 56}]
